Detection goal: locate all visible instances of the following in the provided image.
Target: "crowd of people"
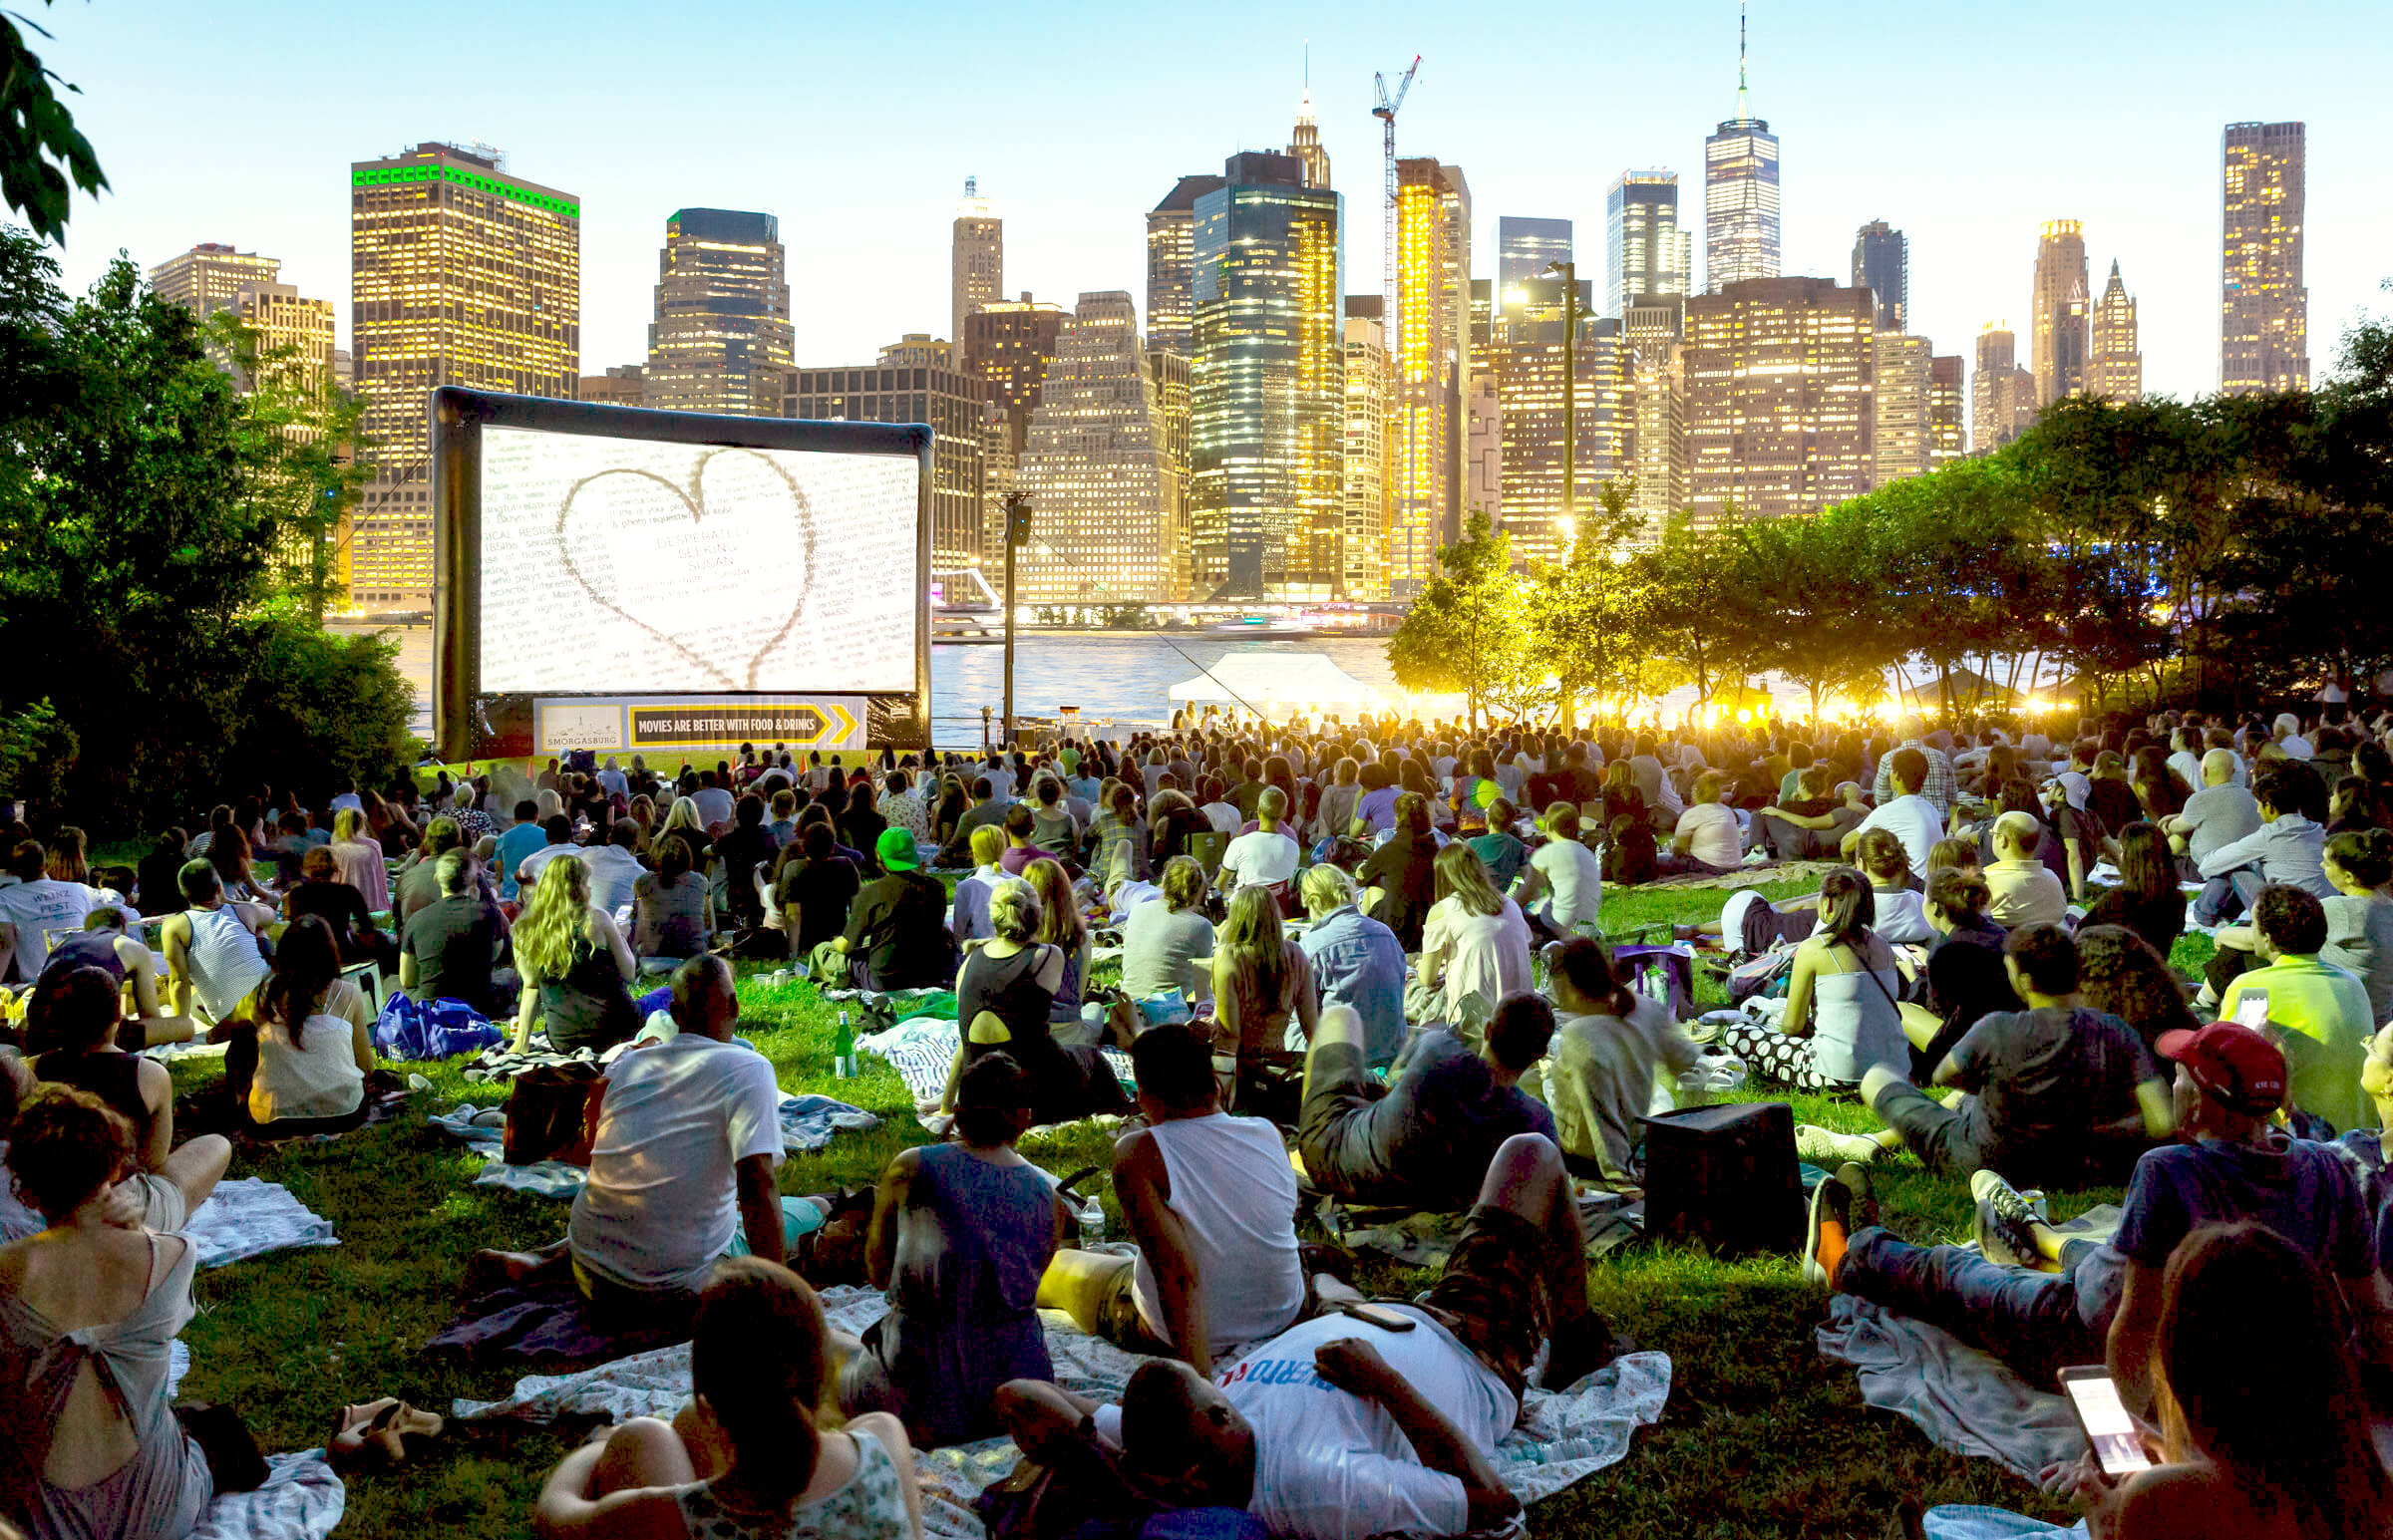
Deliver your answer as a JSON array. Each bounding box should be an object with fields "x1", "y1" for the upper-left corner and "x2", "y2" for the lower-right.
[{"x1": 9, "y1": 697, "x2": 2393, "y2": 1539}]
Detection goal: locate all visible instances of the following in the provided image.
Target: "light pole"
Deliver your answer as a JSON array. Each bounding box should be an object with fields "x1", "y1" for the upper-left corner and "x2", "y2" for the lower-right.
[{"x1": 1546, "y1": 260, "x2": 1578, "y2": 545}]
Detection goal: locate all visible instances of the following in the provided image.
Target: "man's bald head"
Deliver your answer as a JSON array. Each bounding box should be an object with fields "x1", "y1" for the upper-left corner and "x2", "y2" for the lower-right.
[{"x1": 2202, "y1": 749, "x2": 2236, "y2": 786}]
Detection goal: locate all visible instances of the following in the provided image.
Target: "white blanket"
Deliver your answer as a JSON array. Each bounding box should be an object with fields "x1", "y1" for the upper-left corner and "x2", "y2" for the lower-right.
[
  {"x1": 457, "y1": 1286, "x2": 1672, "y2": 1535},
  {"x1": 185, "y1": 1451, "x2": 345, "y2": 1540},
  {"x1": 185, "y1": 1179, "x2": 339, "y2": 1269}
]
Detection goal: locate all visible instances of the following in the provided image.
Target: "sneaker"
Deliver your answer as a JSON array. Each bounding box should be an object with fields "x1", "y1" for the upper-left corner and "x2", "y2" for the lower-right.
[
  {"x1": 1802, "y1": 1172, "x2": 1851, "y2": 1287},
  {"x1": 1837, "y1": 1161, "x2": 1880, "y2": 1232},
  {"x1": 1971, "y1": 1169, "x2": 2043, "y2": 1268},
  {"x1": 1796, "y1": 1123, "x2": 1880, "y2": 1166}
]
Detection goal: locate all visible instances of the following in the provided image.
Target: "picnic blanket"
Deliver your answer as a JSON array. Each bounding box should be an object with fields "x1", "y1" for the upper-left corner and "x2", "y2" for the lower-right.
[
  {"x1": 821, "y1": 986, "x2": 960, "y2": 1023},
  {"x1": 186, "y1": 1451, "x2": 346, "y2": 1540},
  {"x1": 426, "y1": 1271, "x2": 694, "y2": 1365},
  {"x1": 857, "y1": 1014, "x2": 1134, "y2": 1109},
  {"x1": 430, "y1": 1092, "x2": 881, "y2": 1201},
  {"x1": 1815, "y1": 1204, "x2": 2125, "y2": 1481},
  {"x1": 460, "y1": 1035, "x2": 601, "y2": 1085},
  {"x1": 185, "y1": 1179, "x2": 339, "y2": 1270},
  {"x1": 1919, "y1": 1508, "x2": 2087, "y2": 1539},
  {"x1": 458, "y1": 1285, "x2": 1672, "y2": 1536},
  {"x1": 1632, "y1": 858, "x2": 1847, "y2": 894}
]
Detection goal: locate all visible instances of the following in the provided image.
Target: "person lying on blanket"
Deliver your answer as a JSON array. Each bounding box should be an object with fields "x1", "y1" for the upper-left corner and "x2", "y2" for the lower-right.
[
  {"x1": 1806, "y1": 1021, "x2": 2390, "y2": 1414},
  {"x1": 1037, "y1": 1024, "x2": 1308, "y2": 1378},
  {"x1": 532, "y1": 1257, "x2": 926, "y2": 1540},
  {"x1": 1294, "y1": 997, "x2": 1559, "y2": 1214},
  {"x1": 468, "y1": 957, "x2": 801, "y2": 1327},
  {"x1": 996, "y1": 1132, "x2": 1627, "y2": 1540}
]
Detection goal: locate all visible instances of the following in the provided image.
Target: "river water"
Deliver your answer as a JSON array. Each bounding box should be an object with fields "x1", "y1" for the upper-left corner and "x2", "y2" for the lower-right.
[{"x1": 342, "y1": 623, "x2": 1425, "y2": 748}]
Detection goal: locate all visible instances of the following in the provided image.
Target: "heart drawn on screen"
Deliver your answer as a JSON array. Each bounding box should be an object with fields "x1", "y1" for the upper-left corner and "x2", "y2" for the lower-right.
[{"x1": 552, "y1": 449, "x2": 817, "y2": 691}]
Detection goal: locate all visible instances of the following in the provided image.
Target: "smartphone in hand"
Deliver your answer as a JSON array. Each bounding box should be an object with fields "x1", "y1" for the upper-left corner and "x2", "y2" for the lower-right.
[
  {"x1": 2233, "y1": 989, "x2": 2269, "y2": 1030},
  {"x1": 2058, "y1": 1365, "x2": 2153, "y2": 1477}
]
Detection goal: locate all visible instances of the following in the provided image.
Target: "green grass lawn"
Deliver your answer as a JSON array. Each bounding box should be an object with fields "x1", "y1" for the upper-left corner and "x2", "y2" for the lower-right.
[{"x1": 165, "y1": 876, "x2": 2175, "y2": 1539}]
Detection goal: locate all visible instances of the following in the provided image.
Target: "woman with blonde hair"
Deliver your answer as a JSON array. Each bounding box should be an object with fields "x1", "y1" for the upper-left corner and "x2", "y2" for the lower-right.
[
  {"x1": 659, "y1": 796, "x2": 713, "y2": 867},
  {"x1": 1316, "y1": 757, "x2": 1362, "y2": 844},
  {"x1": 329, "y1": 806, "x2": 390, "y2": 912},
  {"x1": 510, "y1": 854, "x2": 639, "y2": 1055},
  {"x1": 1417, "y1": 842, "x2": 1533, "y2": 1030},
  {"x1": 1210, "y1": 884, "x2": 1317, "y2": 1114},
  {"x1": 1018, "y1": 857, "x2": 1093, "y2": 1036}
]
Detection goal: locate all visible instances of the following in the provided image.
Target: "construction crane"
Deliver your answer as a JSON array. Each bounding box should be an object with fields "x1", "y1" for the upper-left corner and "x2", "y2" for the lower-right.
[{"x1": 1372, "y1": 56, "x2": 1421, "y2": 367}]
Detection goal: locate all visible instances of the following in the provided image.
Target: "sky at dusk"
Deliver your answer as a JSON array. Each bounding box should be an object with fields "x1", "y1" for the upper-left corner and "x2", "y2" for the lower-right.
[{"x1": 30, "y1": 0, "x2": 2393, "y2": 408}]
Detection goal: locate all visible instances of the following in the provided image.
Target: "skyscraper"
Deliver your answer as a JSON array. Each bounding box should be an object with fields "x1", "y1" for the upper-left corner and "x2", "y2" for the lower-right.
[
  {"x1": 1703, "y1": 12, "x2": 1779, "y2": 292},
  {"x1": 1286, "y1": 91, "x2": 1332, "y2": 190},
  {"x1": 1624, "y1": 299, "x2": 1688, "y2": 538},
  {"x1": 350, "y1": 142, "x2": 578, "y2": 610},
  {"x1": 1971, "y1": 324, "x2": 2034, "y2": 453},
  {"x1": 785, "y1": 342, "x2": 987, "y2": 579},
  {"x1": 644, "y1": 208, "x2": 793, "y2": 417},
  {"x1": 1146, "y1": 348, "x2": 1194, "y2": 599},
  {"x1": 2088, "y1": 260, "x2": 2143, "y2": 402},
  {"x1": 1500, "y1": 290, "x2": 1629, "y2": 565},
  {"x1": 1927, "y1": 355, "x2": 1965, "y2": 466},
  {"x1": 2221, "y1": 121, "x2": 2307, "y2": 395},
  {"x1": 1850, "y1": 220, "x2": 1906, "y2": 332},
  {"x1": 1013, "y1": 291, "x2": 1180, "y2": 604},
  {"x1": 1684, "y1": 277, "x2": 1874, "y2": 524},
  {"x1": 1606, "y1": 173, "x2": 1691, "y2": 316},
  {"x1": 230, "y1": 280, "x2": 336, "y2": 396},
  {"x1": 1497, "y1": 216, "x2": 1572, "y2": 294},
  {"x1": 961, "y1": 295, "x2": 1068, "y2": 459},
  {"x1": 1341, "y1": 299, "x2": 1394, "y2": 600},
  {"x1": 1873, "y1": 333, "x2": 1932, "y2": 485},
  {"x1": 1145, "y1": 174, "x2": 1225, "y2": 356},
  {"x1": 1467, "y1": 378, "x2": 1503, "y2": 532},
  {"x1": 1392, "y1": 156, "x2": 1471, "y2": 593},
  {"x1": 2030, "y1": 220, "x2": 2090, "y2": 407},
  {"x1": 150, "y1": 242, "x2": 280, "y2": 317},
  {"x1": 1188, "y1": 152, "x2": 1344, "y2": 600},
  {"x1": 951, "y1": 178, "x2": 1002, "y2": 359}
]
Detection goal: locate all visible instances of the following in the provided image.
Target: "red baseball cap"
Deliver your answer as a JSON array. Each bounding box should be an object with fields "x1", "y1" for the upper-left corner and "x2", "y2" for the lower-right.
[{"x1": 2155, "y1": 1023, "x2": 2287, "y2": 1117}]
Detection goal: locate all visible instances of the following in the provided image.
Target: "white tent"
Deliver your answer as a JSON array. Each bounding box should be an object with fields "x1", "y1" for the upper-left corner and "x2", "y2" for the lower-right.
[{"x1": 1168, "y1": 652, "x2": 1384, "y2": 720}]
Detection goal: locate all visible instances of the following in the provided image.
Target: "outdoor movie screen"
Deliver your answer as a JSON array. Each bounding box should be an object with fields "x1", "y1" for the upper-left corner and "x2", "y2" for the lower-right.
[{"x1": 432, "y1": 389, "x2": 931, "y2": 761}]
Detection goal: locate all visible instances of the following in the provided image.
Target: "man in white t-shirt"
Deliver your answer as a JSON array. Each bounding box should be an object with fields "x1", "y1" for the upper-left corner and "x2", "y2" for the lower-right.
[
  {"x1": 0, "y1": 839, "x2": 99, "y2": 984},
  {"x1": 1218, "y1": 786, "x2": 1300, "y2": 895},
  {"x1": 1843, "y1": 748, "x2": 1943, "y2": 875},
  {"x1": 1512, "y1": 804, "x2": 1601, "y2": 938},
  {"x1": 466, "y1": 956, "x2": 791, "y2": 1316},
  {"x1": 690, "y1": 771, "x2": 737, "y2": 830},
  {"x1": 997, "y1": 1133, "x2": 1625, "y2": 1540},
  {"x1": 1037, "y1": 1024, "x2": 1304, "y2": 1376}
]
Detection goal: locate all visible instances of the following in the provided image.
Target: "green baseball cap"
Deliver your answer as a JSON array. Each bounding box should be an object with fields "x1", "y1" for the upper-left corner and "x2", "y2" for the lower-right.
[{"x1": 876, "y1": 826, "x2": 922, "y2": 871}]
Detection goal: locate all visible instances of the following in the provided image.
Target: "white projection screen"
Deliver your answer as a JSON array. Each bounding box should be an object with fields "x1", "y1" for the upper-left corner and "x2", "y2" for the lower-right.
[{"x1": 432, "y1": 389, "x2": 931, "y2": 762}]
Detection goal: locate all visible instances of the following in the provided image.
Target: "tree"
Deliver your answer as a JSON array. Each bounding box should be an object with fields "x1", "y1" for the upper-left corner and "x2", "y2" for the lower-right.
[
  {"x1": 1385, "y1": 510, "x2": 1523, "y2": 730},
  {"x1": 1639, "y1": 511, "x2": 1759, "y2": 708},
  {"x1": 1521, "y1": 478, "x2": 1650, "y2": 731},
  {"x1": 1, "y1": 3, "x2": 107, "y2": 242},
  {"x1": 0, "y1": 228, "x2": 413, "y2": 828},
  {"x1": 1738, "y1": 503, "x2": 1897, "y2": 724}
]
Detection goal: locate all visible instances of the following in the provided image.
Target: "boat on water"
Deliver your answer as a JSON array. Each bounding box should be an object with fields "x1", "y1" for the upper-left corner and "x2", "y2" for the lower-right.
[{"x1": 1206, "y1": 615, "x2": 1315, "y2": 638}]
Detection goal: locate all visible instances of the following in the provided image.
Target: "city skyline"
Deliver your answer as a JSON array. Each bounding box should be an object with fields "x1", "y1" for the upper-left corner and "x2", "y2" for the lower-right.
[{"x1": 30, "y1": 1, "x2": 2388, "y2": 415}]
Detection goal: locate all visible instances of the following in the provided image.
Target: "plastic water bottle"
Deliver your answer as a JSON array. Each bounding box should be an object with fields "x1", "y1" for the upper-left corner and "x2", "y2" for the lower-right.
[
  {"x1": 1078, "y1": 1195, "x2": 1107, "y2": 1245},
  {"x1": 834, "y1": 1010, "x2": 857, "y2": 1079},
  {"x1": 1504, "y1": 1437, "x2": 1602, "y2": 1465}
]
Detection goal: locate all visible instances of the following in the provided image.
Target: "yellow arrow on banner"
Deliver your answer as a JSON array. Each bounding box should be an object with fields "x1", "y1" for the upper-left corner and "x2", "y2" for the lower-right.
[{"x1": 824, "y1": 702, "x2": 856, "y2": 743}]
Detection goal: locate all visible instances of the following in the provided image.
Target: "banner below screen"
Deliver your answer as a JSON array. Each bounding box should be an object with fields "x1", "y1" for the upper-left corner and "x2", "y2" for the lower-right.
[{"x1": 533, "y1": 696, "x2": 867, "y2": 755}]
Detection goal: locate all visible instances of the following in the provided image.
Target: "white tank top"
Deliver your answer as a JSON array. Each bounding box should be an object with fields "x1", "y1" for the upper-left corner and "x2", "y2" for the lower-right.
[
  {"x1": 248, "y1": 1012, "x2": 363, "y2": 1122},
  {"x1": 183, "y1": 906, "x2": 271, "y2": 1021},
  {"x1": 1131, "y1": 1112, "x2": 1305, "y2": 1355}
]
